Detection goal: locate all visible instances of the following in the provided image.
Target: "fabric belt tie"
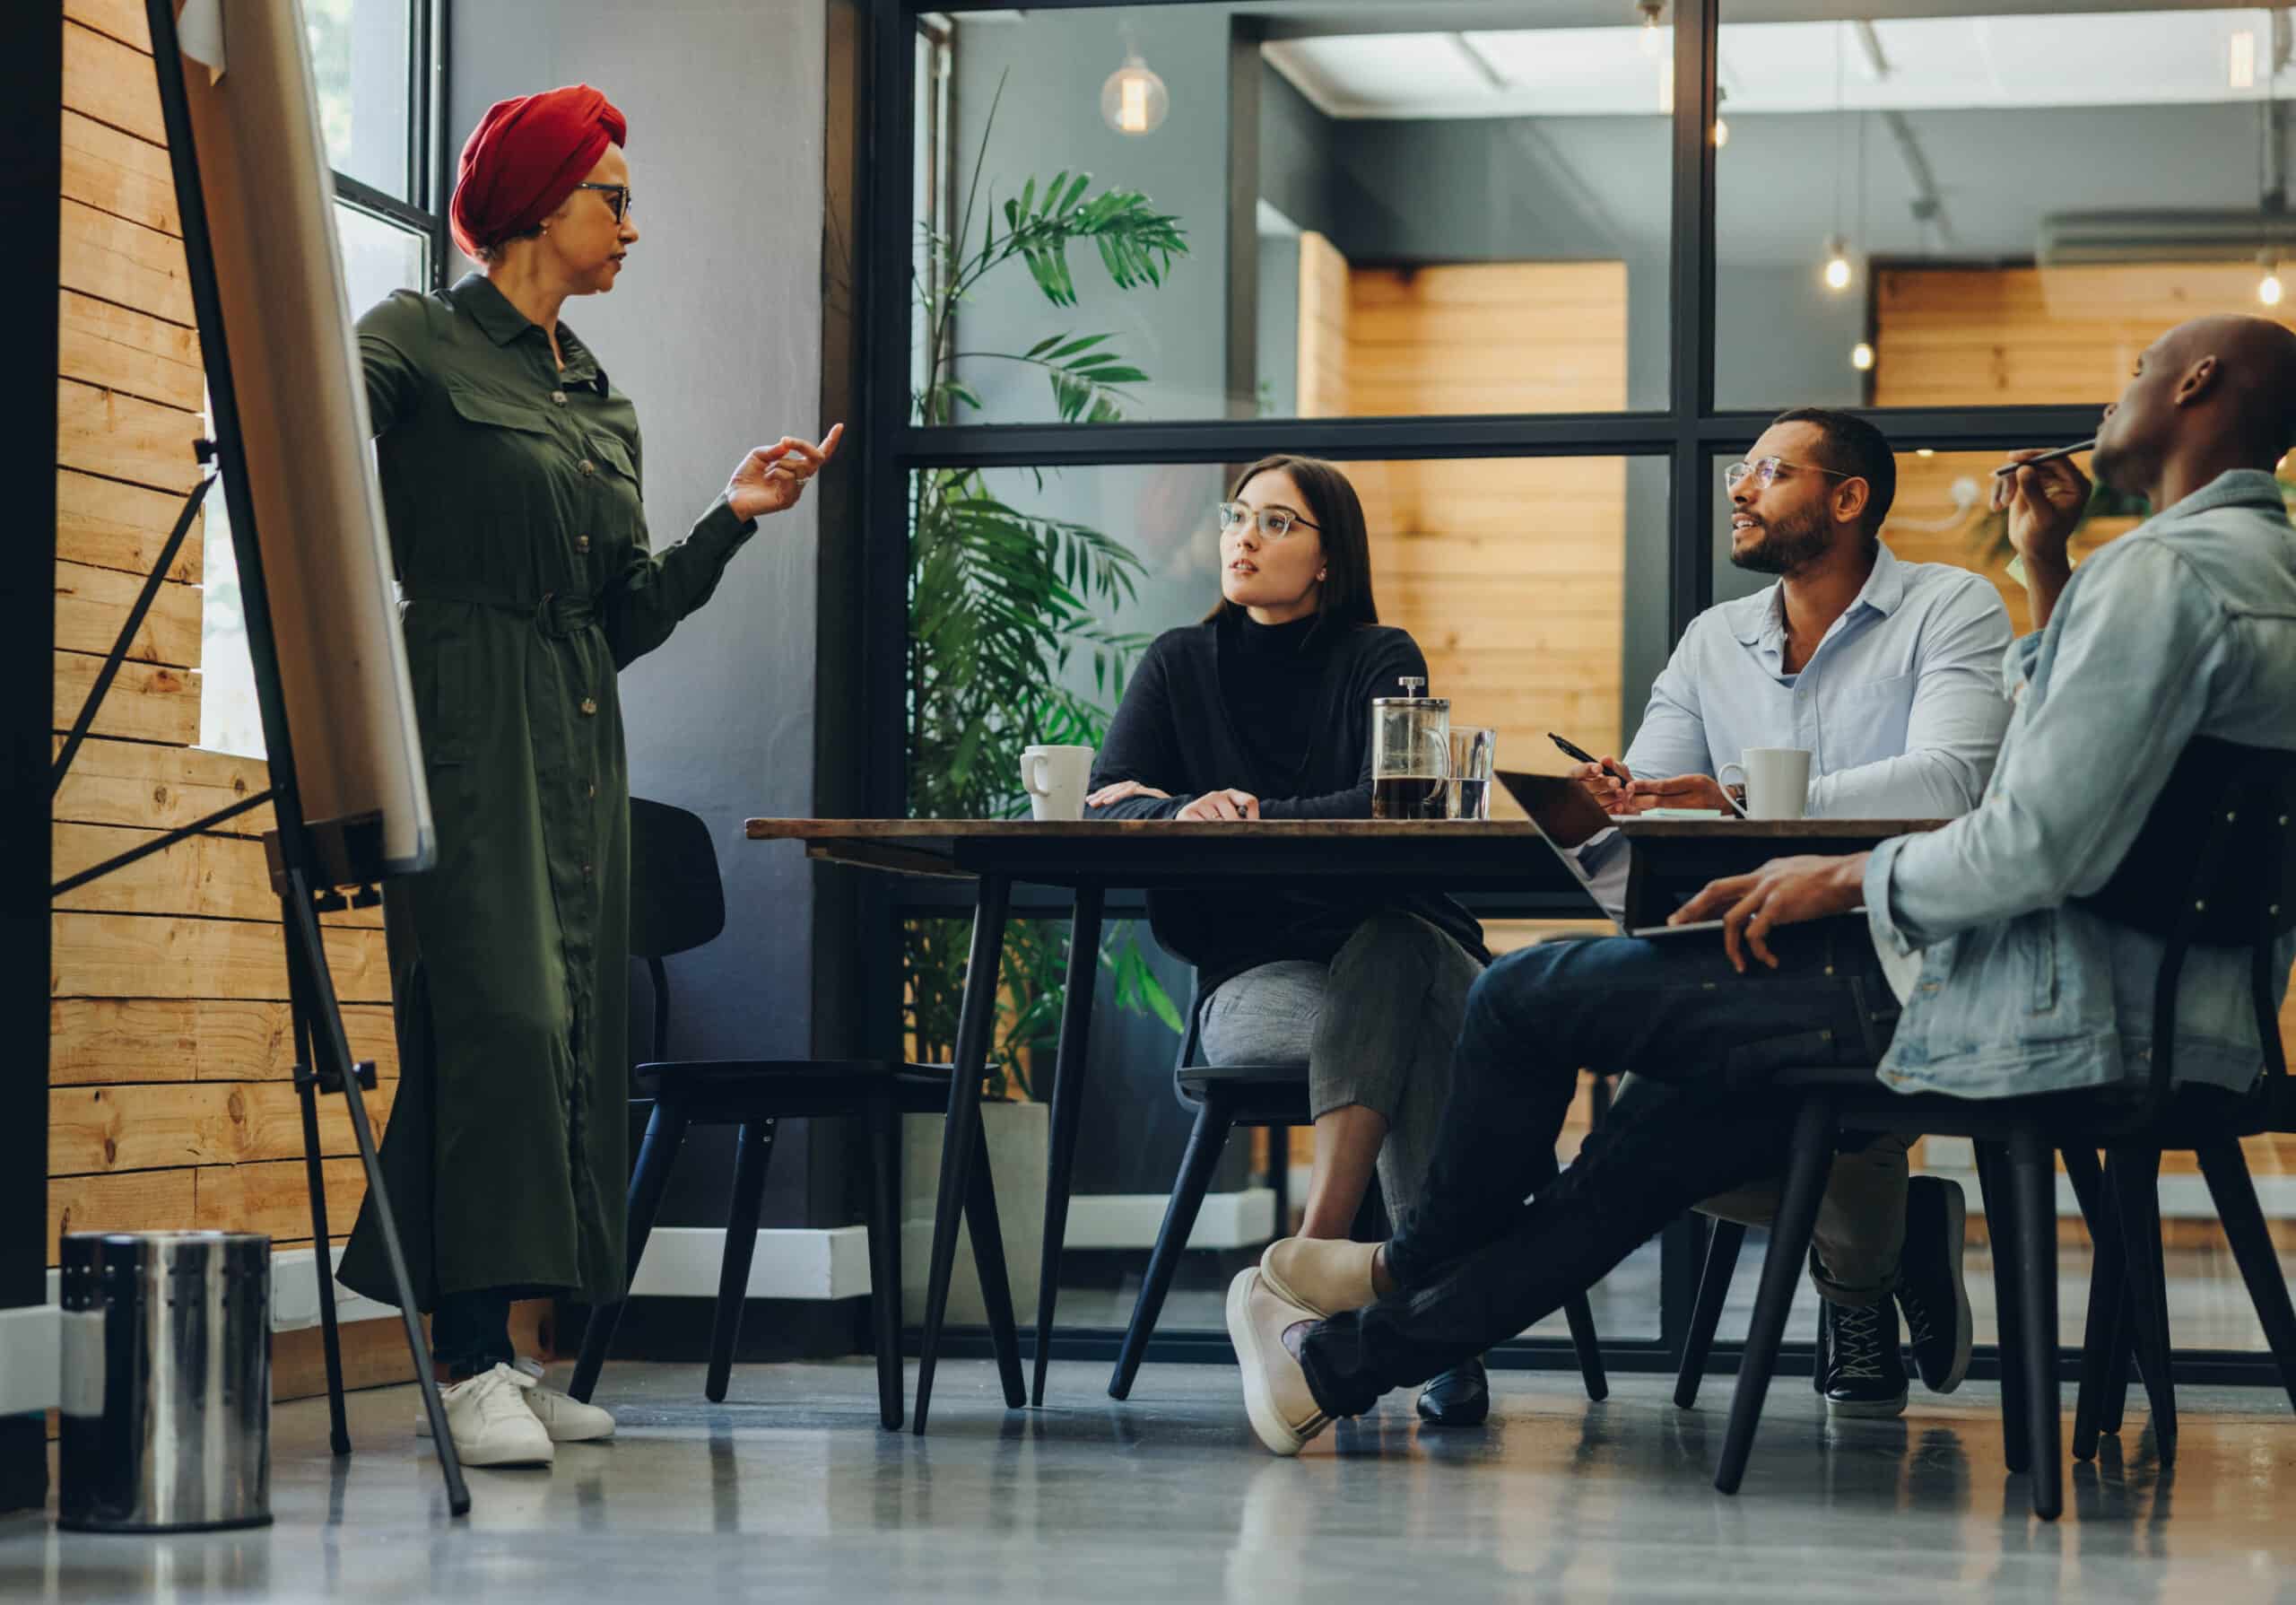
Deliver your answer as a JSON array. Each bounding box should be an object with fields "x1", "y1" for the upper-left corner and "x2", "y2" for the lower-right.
[{"x1": 403, "y1": 584, "x2": 600, "y2": 640}]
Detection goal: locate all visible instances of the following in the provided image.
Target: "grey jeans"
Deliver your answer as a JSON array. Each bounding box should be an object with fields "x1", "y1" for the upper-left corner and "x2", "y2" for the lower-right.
[{"x1": 1198, "y1": 912, "x2": 1482, "y2": 1222}]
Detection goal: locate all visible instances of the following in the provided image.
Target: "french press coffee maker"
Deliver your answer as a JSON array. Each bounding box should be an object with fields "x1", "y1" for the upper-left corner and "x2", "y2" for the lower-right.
[{"x1": 1370, "y1": 676, "x2": 1450, "y2": 820}]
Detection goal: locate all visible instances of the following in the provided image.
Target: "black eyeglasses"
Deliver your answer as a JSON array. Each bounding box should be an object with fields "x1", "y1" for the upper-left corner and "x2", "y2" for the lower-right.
[{"x1": 574, "y1": 182, "x2": 633, "y2": 223}]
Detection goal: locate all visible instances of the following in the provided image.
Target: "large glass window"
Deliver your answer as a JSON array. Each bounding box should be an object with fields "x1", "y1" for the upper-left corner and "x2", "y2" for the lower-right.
[
  {"x1": 199, "y1": 2, "x2": 443, "y2": 759},
  {"x1": 1717, "y1": 4, "x2": 2296, "y2": 411},
  {"x1": 913, "y1": 4, "x2": 1673, "y2": 427}
]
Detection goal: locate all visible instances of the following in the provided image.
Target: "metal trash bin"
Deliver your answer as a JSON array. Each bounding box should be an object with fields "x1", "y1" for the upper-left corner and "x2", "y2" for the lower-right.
[{"x1": 58, "y1": 1232, "x2": 273, "y2": 1532}]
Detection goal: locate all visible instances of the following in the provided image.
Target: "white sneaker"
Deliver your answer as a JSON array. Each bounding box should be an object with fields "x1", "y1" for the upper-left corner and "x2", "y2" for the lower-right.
[
  {"x1": 416, "y1": 1363, "x2": 554, "y2": 1468},
  {"x1": 513, "y1": 1357, "x2": 616, "y2": 1442}
]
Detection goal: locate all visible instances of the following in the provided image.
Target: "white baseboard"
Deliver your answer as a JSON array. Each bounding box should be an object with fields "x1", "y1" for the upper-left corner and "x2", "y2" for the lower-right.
[
  {"x1": 1058, "y1": 1188, "x2": 1276, "y2": 1252},
  {"x1": 626, "y1": 1226, "x2": 874, "y2": 1301}
]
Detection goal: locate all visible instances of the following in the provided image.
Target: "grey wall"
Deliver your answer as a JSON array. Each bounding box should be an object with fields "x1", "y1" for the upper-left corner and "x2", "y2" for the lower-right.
[{"x1": 451, "y1": 1, "x2": 827, "y2": 1231}]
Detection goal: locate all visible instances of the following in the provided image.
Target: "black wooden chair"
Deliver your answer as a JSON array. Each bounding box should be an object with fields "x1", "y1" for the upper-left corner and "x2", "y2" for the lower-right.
[
  {"x1": 566, "y1": 798, "x2": 1025, "y2": 1429},
  {"x1": 1694, "y1": 738, "x2": 2296, "y2": 1522},
  {"x1": 1103, "y1": 981, "x2": 1610, "y2": 1404}
]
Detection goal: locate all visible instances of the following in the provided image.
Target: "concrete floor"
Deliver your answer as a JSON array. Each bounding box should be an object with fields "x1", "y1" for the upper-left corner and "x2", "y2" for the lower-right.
[{"x1": 5, "y1": 1359, "x2": 2295, "y2": 1603}]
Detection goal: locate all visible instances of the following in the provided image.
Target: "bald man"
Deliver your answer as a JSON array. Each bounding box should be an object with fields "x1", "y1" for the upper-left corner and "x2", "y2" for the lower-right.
[{"x1": 1227, "y1": 315, "x2": 2296, "y2": 1456}]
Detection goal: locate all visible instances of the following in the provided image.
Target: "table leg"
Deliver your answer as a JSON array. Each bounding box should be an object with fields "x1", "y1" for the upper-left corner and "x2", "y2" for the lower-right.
[
  {"x1": 913, "y1": 872, "x2": 1012, "y2": 1436},
  {"x1": 1031, "y1": 884, "x2": 1105, "y2": 1407}
]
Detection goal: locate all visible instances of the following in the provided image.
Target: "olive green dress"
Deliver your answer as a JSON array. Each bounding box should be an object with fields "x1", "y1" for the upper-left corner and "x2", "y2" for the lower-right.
[{"x1": 336, "y1": 273, "x2": 757, "y2": 1312}]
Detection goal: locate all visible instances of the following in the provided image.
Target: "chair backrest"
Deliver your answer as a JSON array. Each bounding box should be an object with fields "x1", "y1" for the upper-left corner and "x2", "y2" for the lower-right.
[
  {"x1": 2074, "y1": 737, "x2": 2296, "y2": 948},
  {"x1": 628, "y1": 797, "x2": 727, "y2": 960}
]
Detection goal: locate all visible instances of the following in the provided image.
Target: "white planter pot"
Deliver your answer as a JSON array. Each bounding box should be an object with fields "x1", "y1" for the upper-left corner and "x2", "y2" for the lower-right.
[{"x1": 900, "y1": 1101, "x2": 1047, "y2": 1328}]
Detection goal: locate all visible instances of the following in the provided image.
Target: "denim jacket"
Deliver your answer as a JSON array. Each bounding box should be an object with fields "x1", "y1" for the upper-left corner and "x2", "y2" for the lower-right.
[{"x1": 1866, "y1": 469, "x2": 2296, "y2": 1099}]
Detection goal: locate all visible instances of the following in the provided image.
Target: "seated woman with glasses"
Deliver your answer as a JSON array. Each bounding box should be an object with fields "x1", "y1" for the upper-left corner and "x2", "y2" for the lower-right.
[{"x1": 1085, "y1": 455, "x2": 1494, "y2": 1425}]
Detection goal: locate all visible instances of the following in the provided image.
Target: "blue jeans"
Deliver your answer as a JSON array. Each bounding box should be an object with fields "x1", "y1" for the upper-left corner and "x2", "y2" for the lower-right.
[{"x1": 1298, "y1": 919, "x2": 1900, "y2": 1418}]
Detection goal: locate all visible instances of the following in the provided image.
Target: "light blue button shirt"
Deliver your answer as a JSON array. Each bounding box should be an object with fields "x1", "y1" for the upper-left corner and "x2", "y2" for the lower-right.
[
  {"x1": 1622, "y1": 542, "x2": 2015, "y2": 817},
  {"x1": 1867, "y1": 469, "x2": 2296, "y2": 1099}
]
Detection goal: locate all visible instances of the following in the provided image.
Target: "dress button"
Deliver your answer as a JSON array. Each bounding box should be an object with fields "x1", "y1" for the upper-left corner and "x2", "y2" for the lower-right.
[
  {"x1": 578, "y1": 458, "x2": 597, "y2": 476},
  {"x1": 587, "y1": 781, "x2": 597, "y2": 798},
  {"x1": 551, "y1": 389, "x2": 569, "y2": 406},
  {"x1": 576, "y1": 536, "x2": 591, "y2": 554},
  {"x1": 581, "y1": 863, "x2": 594, "y2": 880},
  {"x1": 579, "y1": 696, "x2": 598, "y2": 716}
]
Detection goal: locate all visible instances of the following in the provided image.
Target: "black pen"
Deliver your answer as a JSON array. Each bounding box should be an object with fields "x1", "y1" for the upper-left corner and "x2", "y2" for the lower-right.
[
  {"x1": 1991, "y1": 439, "x2": 2095, "y2": 476},
  {"x1": 1548, "y1": 732, "x2": 1626, "y2": 781}
]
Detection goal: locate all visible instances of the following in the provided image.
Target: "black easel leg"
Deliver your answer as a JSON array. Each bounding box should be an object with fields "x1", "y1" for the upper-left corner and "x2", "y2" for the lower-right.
[
  {"x1": 570, "y1": 1095, "x2": 691, "y2": 1403},
  {"x1": 706, "y1": 1120, "x2": 778, "y2": 1404},
  {"x1": 1110, "y1": 1092, "x2": 1233, "y2": 1401},
  {"x1": 914, "y1": 873, "x2": 1011, "y2": 1435},
  {"x1": 865, "y1": 1089, "x2": 903, "y2": 1430},
  {"x1": 2008, "y1": 1126, "x2": 2063, "y2": 1522},
  {"x1": 281, "y1": 876, "x2": 468, "y2": 1517},
  {"x1": 1676, "y1": 1218, "x2": 1745, "y2": 1409},
  {"x1": 1031, "y1": 883, "x2": 1103, "y2": 1408},
  {"x1": 290, "y1": 1004, "x2": 352, "y2": 1456},
  {"x1": 1715, "y1": 1096, "x2": 1834, "y2": 1495}
]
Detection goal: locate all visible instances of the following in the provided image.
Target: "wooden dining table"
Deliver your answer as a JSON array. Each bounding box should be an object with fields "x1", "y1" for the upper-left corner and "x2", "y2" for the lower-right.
[{"x1": 744, "y1": 813, "x2": 1949, "y2": 1433}]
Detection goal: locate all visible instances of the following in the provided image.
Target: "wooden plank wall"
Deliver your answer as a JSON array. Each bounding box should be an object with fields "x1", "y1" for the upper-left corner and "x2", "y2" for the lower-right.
[
  {"x1": 1341, "y1": 262, "x2": 1631, "y2": 796},
  {"x1": 51, "y1": 3, "x2": 405, "y2": 1355}
]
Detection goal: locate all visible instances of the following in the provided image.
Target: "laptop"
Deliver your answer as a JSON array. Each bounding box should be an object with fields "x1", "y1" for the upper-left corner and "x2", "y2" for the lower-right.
[{"x1": 1495, "y1": 770, "x2": 1726, "y2": 938}]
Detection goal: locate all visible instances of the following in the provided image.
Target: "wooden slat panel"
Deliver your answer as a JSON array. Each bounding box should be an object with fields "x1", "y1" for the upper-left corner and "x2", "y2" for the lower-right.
[
  {"x1": 63, "y1": 19, "x2": 163, "y2": 144},
  {"x1": 54, "y1": 561, "x2": 202, "y2": 667},
  {"x1": 53, "y1": 823, "x2": 385, "y2": 929},
  {"x1": 57, "y1": 378, "x2": 204, "y2": 494},
  {"x1": 52, "y1": 650, "x2": 200, "y2": 745},
  {"x1": 61, "y1": 109, "x2": 179, "y2": 237},
  {"x1": 50, "y1": 913, "x2": 394, "y2": 1003},
  {"x1": 65, "y1": 0, "x2": 154, "y2": 55},
  {"x1": 1350, "y1": 261, "x2": 1628, "y2": 308},
  {"x1": 57, "y1": 470, "x2": 204, "y2": 580},
  {"x1": 52, "y1": 736, "x2": 273, "y2": 835},
  {"x1": 60, "y1": 290, "x2": 203, "y2": 411},
  {"x1": 196, "y1": 1158, "x2": 368, "y2": 1243},
  {"x1": 48, "y1": 1170, "x2": 196, "y2": 1260},
  {"x1": 275, "y1": 1319, "x2": 422, "y2": 1402},
  {"x1": 50, "y1": 999, "x2": 398, "y2": 1086},
  {"x1": 1296, "y1": 231, "x2": 1349, "y2": 420},
  {"x1": 60, "y1": 196, "x2": 193, "y2": 328},
  {"x1": 51, "y1": 1080, "x2": 398, "y2": 1175}
]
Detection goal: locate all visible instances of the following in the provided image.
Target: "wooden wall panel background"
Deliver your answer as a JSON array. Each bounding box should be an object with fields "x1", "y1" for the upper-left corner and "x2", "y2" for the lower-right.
[{"x1": 51, "y1": 4, "x2": 409, "y2": 1390}]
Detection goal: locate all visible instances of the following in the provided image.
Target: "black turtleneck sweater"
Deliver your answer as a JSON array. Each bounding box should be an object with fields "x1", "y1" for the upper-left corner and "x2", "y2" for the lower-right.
[{"x1": 1087, "y1": 611, "x2": 1487, "y2": 995}]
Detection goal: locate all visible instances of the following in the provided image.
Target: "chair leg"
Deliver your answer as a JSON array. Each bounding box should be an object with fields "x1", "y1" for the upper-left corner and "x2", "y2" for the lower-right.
[
  {"x1": 1109, "y1": 1091, "x2": 1234, "y2": 1401},
  {"x1": 2110, "y1": 1147, "x2": 2178, "y2": 1466},
  {"x1": 2072, "y1": 1144, "x2": 2129, "y2": 1463},
  {"x1": 1975, "y1": 1139, "x2": 2031, "y2": 1475},
  {"x1": 1563, "y1": 1290, "x2": 1609, "y2": 1402},
  {"x1": 705, "y1": 1119, "x2": 777, "y2": 1404},
  {"x1": 2196, "y1": 1139, "x2": 2296, "y2": 1414},
  {"x1": 1715, "y1": 1095, "x2": 1834, "y2": 1496},
  {"x1": 1266, "y1": 1122, "x2": 1292, "y2": 1238},
  {"x1": 1676, "y1": 1218, "x2": 1746, "y2": 1409},
  {"x1": 570, "y1": 1095, "x2": 691, "y2": 1403},
  {"x1": 865, "y1": 1090, "x2": 904, "y2": 1430},
  {"x1": 2098, "y1": 1288, "x2": 2135, "y2": 1435},
  {"x1": 2007, "y1": 1126, "x2": 2063, "y2": 1521},
  {"x1": 962, "y1": 1118, "x2": 1027, "y2": 1409}
]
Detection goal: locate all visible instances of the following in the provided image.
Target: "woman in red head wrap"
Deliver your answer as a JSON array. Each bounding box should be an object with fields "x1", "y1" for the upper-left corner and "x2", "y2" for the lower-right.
[{"x1": 336, "y1": 84, "x2": 841, "y2": 1470}]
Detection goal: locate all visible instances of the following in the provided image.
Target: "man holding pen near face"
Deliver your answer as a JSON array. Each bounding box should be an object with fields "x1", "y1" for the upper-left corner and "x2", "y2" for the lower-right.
[{"x1": 1562, "y1": 406, "x2": 2014, "y2": 1417}]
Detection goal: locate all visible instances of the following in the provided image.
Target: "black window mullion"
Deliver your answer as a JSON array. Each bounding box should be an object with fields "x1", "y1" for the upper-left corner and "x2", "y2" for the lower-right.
[
  {"x1": 895, "y1": 413, "x2": 1679, "y2": 471},
  {"x1": 1669, "y1": 0, "x2": 1719, "y2": 648},
  {"x1": 866, "y1": 0, "x2": 919, "y2": 822}
]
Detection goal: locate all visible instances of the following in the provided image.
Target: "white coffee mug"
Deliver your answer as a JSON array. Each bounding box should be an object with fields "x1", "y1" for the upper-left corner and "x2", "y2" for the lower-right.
[
  {"x1": 1718, "y1": 747, "x2": 1813, "y2": 821},
  {"x1": 1020, "y1": 745, "x2": 1095, "y2": 821}
]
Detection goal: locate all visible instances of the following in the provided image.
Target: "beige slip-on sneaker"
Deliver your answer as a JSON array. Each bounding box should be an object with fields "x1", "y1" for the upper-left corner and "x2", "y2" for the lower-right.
[
  {"x1": 1227, "y1": 1268, "x2": 1331, "y2": 1457},
  {"x1": 417, "y1": 1363, "x2": 554, "y2": 1468},
  {"x1": 1259, "y1": 1236, "x2": 1378, "y2": 1318},
  {"x1": 514, "y1": 1357, "x2": 617, "y2": 1442}
]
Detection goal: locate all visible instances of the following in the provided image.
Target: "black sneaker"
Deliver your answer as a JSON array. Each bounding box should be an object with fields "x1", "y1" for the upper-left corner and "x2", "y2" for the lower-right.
[
  {"x1": 1817, "y1": 1298, "x2": 1908, "y2": 1417},
  {"x1": 1894, "y1": 1174, "x2": 1973, "y2": 1394}
]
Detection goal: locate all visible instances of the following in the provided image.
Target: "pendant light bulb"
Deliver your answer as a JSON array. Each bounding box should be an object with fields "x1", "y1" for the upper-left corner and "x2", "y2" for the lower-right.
[
  {"x1": 1713, "y1": 85, "x2": 1729, "y2": 147},
  {"x1": 1822, "y1": 235, "x2": 1854, "y2": 292},
  {"x1": 2262, "y1": 251, "x2": 2285, "y2": 307},
  {"x1": 1851, "y1": 341, "x2": 1876, "y2": 372},
  {"x1": 1101, "y1": 49, "x2": 1170, "y2": 136},
  {"x1": 1638, "y1": 0, "x2": 1665, "y2": 56}
]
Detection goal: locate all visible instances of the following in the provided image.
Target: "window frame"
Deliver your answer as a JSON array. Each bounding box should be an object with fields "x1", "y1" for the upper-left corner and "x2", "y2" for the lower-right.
[
  {"x1": 325, "y1": 0, "x2": 452, "y2": 290},
  {"x1": 848, "y1": 0, "x2": 2262, "y2": 1383}
]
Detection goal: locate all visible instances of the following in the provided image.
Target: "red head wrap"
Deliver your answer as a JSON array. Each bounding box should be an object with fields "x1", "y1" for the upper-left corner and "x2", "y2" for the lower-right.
[{"x1": 449, "y1": 84, "x2": 629, "y2": 259}]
